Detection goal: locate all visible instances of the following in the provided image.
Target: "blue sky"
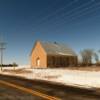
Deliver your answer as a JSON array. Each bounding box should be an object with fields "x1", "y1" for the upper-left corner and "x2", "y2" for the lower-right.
[{"x1": 0, "y1": 0, "x2": 100, "y2": 65}]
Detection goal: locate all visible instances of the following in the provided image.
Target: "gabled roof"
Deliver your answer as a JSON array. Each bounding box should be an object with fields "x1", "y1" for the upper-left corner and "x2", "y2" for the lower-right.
[{"x1": 40, "y1": 41, "x2": 77, "y2": 56}]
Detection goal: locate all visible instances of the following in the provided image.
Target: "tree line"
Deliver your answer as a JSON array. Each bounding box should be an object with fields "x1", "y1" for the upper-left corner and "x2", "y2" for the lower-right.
[{"x1": 79, "y1": 49, "x2": 100, "y2": 66}]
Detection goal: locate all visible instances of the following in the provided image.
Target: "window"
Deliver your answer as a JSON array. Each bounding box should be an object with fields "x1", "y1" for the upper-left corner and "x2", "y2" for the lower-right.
[{"x1": 36, "y1": 57, "x2": 40, "y2": 66}]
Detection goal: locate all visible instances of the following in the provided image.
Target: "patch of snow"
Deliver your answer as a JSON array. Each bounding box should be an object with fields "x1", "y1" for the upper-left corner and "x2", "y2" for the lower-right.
[{"x1": 1, "y1": 67, "x2": 100, "y2": 89}]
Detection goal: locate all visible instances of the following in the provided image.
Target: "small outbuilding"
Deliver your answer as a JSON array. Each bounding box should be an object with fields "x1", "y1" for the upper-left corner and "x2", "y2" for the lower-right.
[{"x1": 30, "y1": 41, "x2": 77, "y2": 68}]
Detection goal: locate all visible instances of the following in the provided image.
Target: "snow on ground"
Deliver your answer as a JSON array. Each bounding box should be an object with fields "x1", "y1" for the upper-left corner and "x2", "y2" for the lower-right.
[{"x1": 1, "y1": 65, "x2": 100, "y2": 89}]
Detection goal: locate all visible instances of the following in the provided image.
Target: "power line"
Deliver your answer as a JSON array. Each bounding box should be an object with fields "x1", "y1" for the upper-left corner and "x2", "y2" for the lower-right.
[
  {"x1": 41, "y1": 1, "x2": 100, "y2": 33},
  {"x1": 52, "y1": 2, "x2": 100, "y2": 32},
  {"x1": 33, "y1": 0, "x2": 75, "y2": 29},
  {"x1": 35, "y1": 0, "x2": 74, "y2": 24},
  {"x1": 33, "y1": 1, "x2": 92, "y2": 30},
  {"x1": 32, "y1": 0, "x2": 62, "y2": 23},
  {"x1": 47, "y1": 1, "x2": 92, "y2": 24}
]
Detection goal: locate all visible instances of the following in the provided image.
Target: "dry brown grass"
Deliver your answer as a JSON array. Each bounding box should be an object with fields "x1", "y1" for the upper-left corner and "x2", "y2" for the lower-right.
[
  {"x1": 66, "y1": 66, "x2": 100, "y2": 71},
  {"x1": 3, "y1": 69, "x2": 32, "y2": 74},
  {"x1": 2, "y1": 66, "x2": 100, "y2": 73}
]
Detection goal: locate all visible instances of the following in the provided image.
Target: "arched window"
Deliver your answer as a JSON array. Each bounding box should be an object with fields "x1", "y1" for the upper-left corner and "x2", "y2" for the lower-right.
[{"x1": 36, "y1": 57, "x2": 40, "y2": 66}]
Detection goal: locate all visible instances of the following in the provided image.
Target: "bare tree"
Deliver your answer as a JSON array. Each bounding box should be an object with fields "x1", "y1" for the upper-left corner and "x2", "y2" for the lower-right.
[
  {"x1": 94, "y1": 52, "x2": 99, "y2": 63},
  {"x1": 98, "y1": 50, "x2": 100, "y2": 53},
  {"x1": 80, "y1": 49, "x2": 94, "y2": 66},
  {"x1": 93, "y1": 50, "x2": 100, "y2": 66}
]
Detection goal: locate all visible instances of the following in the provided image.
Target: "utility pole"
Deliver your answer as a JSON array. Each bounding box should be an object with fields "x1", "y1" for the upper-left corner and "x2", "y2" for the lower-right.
[{"x1": 0, "y1": 42, "x2": 6, "y2": 71}]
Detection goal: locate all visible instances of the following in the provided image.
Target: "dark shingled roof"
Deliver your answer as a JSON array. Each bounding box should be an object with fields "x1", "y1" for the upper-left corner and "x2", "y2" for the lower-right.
[{"x1": 40, "y1": 41, "x2": 77, "y2": 56}]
